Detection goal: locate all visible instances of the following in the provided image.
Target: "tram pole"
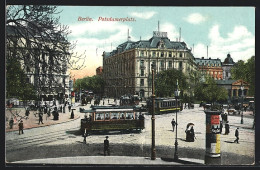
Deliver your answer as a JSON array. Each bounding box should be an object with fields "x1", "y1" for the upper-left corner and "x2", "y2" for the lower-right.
[{"x1": 151, "y1": 64, "x2": 156, "y2": 160}]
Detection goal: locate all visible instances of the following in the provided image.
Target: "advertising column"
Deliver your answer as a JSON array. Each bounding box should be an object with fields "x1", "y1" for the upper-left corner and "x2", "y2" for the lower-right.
[{"x1": 205, "y1": 110, "x2": 221, "y2": 165}]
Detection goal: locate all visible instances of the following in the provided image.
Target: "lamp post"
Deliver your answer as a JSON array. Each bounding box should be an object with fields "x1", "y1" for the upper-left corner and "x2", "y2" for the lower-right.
[
  {"x1": 174, "y1": 79, "x2": 180, "y2": 160},
  {"x1": 240, "y1": 83, "x2": 244, "y2": 124},
  {"x1": 151, "y1": 64, "x2": 156, "y2": 160}
]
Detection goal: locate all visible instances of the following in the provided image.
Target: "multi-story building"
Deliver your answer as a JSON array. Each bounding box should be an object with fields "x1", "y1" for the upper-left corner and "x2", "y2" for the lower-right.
[
  {"x1": 103, "y1": 31, "x2": 197, "y2": 98},
  {"x1": 222, "y1": 53, "x2": 235, "y2": 80},
  {"x1": 195, "y1": 57, "x2": 223, "y2": 80},
  {"x1": 6, "y1": 25, "x2": 70, "y2": 101}
]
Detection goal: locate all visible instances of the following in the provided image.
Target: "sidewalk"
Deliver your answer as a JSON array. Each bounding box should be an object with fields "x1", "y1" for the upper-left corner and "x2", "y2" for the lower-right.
[
  {"x1": 5, "y1": 103, "x2": 81, "y2": 132},
  {"x1": 12, "y1": 156, "x2": 204, "y2": 165}
]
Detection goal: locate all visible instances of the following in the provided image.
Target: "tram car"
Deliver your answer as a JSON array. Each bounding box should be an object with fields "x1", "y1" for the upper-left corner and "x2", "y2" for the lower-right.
[
  {"x1": 147, "y1": 98, "x2": 182, "y2": 114},
  {"x1": 80, "y1": 107, "x2": 145, "y2": 133}
]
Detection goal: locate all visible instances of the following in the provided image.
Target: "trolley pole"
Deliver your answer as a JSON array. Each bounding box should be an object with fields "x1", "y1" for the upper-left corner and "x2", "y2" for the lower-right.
[{"x1": 151, "y1": 65, "x2": 156, "y2": 160}]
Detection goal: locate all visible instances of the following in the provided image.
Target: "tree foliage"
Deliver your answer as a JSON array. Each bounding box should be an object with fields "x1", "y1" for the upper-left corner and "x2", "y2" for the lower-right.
[
  {"x1": 6, "y1": 5, "x2": 86, "y2": 97},
  {"x1": 231, "y1": 56, "x2": 255, "y2": 96},
  {"x1": 194, "y1": 76, "x2": 228, "y2": 104},
  {"x1": 154, "y1": 69, "x2": 188, "y2": 97},
  {"x1": 6, "y1": 58, "x2": 37, "y2": 100},
  {"x1": 74, "y1": 75, "x2": 105, "y2": 95}
]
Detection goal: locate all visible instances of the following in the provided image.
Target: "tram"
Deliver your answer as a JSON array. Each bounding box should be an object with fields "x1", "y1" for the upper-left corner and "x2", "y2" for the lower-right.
[
  {"x1": 80, "y1": 107, "x2": 145, "y2": 133},
  {"x1": 147, "y1": 98, "x2": 182, "y2": 114}
]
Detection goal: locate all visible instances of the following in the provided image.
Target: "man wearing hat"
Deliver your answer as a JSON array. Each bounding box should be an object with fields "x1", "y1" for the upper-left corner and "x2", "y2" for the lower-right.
[
  {"x1": 18, "y1": 120, "x2": 24, "y2": 135},
  {"x1": 104, "y1": 136, "x2": 110, "y2": 156},
  {"x1": 234, "y1": 128, "x2": 239, "y2": 143}
]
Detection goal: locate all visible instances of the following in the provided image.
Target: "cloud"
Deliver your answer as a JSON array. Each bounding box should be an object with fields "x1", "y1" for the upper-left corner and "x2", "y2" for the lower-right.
[
  {"x1": 67, "y1": 21, "x2": 134, "y2": 78},
  {"x1": 129, "y1": 11, "x2": 157, "y2": 19},
  {"x1": 184, "y1": 13, "x2": 207, "y2": 24},
  {"x1": 194, "y1": 24, "x2": 255, "y2": 62},
  {"x1": 69, "y1": 21, "x2": 129, "y2": 37}
]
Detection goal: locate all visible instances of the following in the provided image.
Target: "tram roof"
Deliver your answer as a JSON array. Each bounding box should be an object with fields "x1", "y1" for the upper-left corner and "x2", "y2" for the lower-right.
[{"x1": 95, "y1": 109, "x2": 134, "y2": 112}]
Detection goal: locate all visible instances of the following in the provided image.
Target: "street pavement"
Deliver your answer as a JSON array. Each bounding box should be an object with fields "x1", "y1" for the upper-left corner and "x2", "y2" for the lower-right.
[{"x1": 5, "y1": 99, "x2": 256, "y2": 165}]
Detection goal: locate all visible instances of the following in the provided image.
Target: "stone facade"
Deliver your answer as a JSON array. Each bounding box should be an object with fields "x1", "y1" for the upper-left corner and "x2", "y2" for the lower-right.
[
  {"x1": 103, "y1": 31, "x2": 197, "y2": 98},
  {"x1": 195, "y1": 57, "x2": 223, "y2": 80}
]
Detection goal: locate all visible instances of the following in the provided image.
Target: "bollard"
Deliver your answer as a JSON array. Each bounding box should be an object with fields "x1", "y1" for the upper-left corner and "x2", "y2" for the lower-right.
[{"x1": 204, "y1": 110, "x2": 221, "y2": 165}]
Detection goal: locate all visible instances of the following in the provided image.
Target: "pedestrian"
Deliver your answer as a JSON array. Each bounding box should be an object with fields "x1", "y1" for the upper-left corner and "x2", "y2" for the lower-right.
[
  {"x1": 9, "y1": 117, "x2": 14, "y2": 129},
  {"x1": 68, "y1": 104, "x2": 71, "y2": 112},
  {"x1": 83, "y1": 129, "x2": 88, "y2": 144},
  {"x1": 44, "y1": 106, "x2": 47, "y2": 114},
  {"x1": 184, "y1": 103, "x2": 187, "y2": 109},
  {"x1": 18, "y1": 120, "x2": 24, "y2": 135},
  {"x1": 25, "y1": 108, "x2": 30, "y2": 116},
  {"x1": 220, "y1": 121, "x2": 223, "y2": 134},
  {"x1": 225, "y1": 121, "x2": 230, "y2": 135},
  {"x1": 171, "y1": 118, "x2": 176, "y2": 132},
  {"x1": 104, "y1": 136, "x2": 110, "y2": 156},
  {"x1": 234, "y1": 128, "x2": 239, "y2": 143},
  {"x1": 38, "y1": 112, "x2": 44, "y2": 124},
  {"x1": 190, "y1": 126, "x2": 195, "y2": 142}
]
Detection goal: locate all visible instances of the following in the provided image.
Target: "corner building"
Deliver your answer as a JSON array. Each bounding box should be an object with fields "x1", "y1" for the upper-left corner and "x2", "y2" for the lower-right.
[{"x1": 102, "y1": 31, "x2": 197, "y2": 99}]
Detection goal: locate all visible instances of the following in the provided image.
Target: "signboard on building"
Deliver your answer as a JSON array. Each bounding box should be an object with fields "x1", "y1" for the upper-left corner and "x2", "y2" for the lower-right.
[{"x1": 153, "y1": 31, "x2": 167, "y2": 38}]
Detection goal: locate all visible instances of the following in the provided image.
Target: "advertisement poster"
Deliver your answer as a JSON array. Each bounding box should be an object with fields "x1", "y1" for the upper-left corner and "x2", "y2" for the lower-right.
[{"x1": 5, "y1": 3, "x2": 256, "y2": 167}]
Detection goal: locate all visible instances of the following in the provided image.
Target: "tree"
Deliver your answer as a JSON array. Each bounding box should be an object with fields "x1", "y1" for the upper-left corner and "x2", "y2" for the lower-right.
[
  {"x1": 154, "y1": 69, "x2": 188, "y2": 97},
  {"x1": 195, "y1": 76, "x2": 228, "y2": 105},
  {"x1": 74, "y1": 75, "x2": 105, "y2": 96},
  {"x1": 231, "y1": 56, "x2": 255, "y2": 96},
  {"x1": 6, "y1": 58, "x2": 37, "y2": 100},
  {"x1": 6, "y1": 5, "x2": 86, "y2": 99}
]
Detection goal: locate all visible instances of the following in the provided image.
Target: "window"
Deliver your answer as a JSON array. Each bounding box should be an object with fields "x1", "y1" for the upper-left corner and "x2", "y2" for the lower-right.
[
  {"x1": 169, "y1": 53, "x2": 172, "y2": 57},
  {"x1": 153, "y1": 51, "x2": 156, "y2": 57},
  {"x1": 168, "y1": 61, "x2": 172, "y2": 68},
  {"x1": 141, "y1": 69, "x2": 144, "y2": 76},
  {"x1": 179, "y1": 61, "x2": 182, "y2": 69},
  {"x1": 141, "y1": 51, "x2": 144, "y2": 57},
  {"x1": 140, "y1": 60, "x2": 144, "y2": 67},
  {"x1": 160, "y1": 61, "x2": 164, "y2": 67},
  {"x1": 180, "y1": 53, "x2": 182, "y2": 57},
  {"x1": 140, "y1": 79, "x2": 144, "y2": 86},
  {"x1": 161, "y1": 52, "x2": 164, "y2": 57}
]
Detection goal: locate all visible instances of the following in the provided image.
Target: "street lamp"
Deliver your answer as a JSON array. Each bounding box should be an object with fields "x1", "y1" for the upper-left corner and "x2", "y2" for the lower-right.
[
  {"x1": 174, "y1": 79, "x2": 181, "y2": 160},
  {"x1": 151, "y1": 64, "x2": 156, "y2": 160},
  {"x1": 240, "y1": 83, "x2": 244, "y2": 124}
]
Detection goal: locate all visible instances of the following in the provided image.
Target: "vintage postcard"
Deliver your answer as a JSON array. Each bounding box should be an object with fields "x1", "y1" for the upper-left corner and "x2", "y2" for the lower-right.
[{"x1": 5, "y1": 5, "x2": 255, "y2": 166}]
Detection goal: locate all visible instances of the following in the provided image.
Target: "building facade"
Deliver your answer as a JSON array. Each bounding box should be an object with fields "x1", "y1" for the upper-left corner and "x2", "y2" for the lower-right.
[
  {"x1": 103, "y1": 31, "x2": 197, "y2": 98},
  {"x1": 6, "y1": 25, "x2": 70, "y2": 101},
  {"x1": 216, "y1": 79, "x2": 249, "y2": 100},
  {"x1": 222, "y1": 53, "x2": 235, "y2": 80},
  {"x1": 195, "y1": 57, "x2": 223, "y2": 80}
]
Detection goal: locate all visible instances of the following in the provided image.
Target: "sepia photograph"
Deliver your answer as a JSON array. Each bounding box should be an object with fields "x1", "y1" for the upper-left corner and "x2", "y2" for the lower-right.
[{"x1": 5, "y1": 5, "x2": 255, "y2": 166}]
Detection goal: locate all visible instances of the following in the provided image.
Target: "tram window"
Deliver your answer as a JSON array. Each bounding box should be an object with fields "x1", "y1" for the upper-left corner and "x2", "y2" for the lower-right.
[
  {"x1": 112, "y1": 113, "x2": 119, "y2": 120},
  {"x1": 96, "y1": 113, "x2": 104, "y2": 120},
  {"x1": 126, "y1": 112, "x2": 134, "y2": 119},
  {"x1": 105, "y1": 113, "x2": 110, "y2": 120},
  {"x1": 120, "y1": 112, "x2": 125, "y2": 119}
]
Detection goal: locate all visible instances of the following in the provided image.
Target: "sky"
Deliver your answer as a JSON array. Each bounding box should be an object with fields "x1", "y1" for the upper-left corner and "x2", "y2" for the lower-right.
[{"x1": 56, "y1": 6, "x2": 255, "y2": 79}]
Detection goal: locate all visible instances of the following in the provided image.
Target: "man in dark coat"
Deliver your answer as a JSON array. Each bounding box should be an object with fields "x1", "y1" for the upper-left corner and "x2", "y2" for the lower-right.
[
  {"x1": 171, "y1": 118, "x2": 176, "y2": 132},
  {"x1": 38, "y1": 112, "x2": 44, "y2": 124},
  {"x1": 18, "y1": 120, "x2": 24, "y2": 135},
  {"x1": 104, "y1": 136, "x2": 110, "y2": 156},
  {"x1": 234, "y1": 128, "x2": 239, "y2": 143},
  {"x1": 225, "y1": 121, "x2": 230, "y2": 135}
]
